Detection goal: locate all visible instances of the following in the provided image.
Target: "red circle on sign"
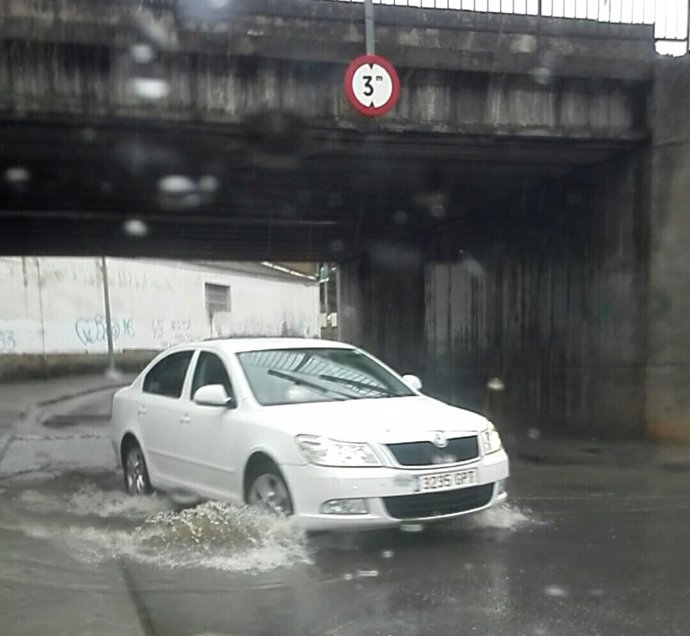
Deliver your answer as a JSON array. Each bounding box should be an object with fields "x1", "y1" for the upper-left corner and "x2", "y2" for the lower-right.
[{"x1": 344, "y1": 54, "x2": 400, "y2": 117}]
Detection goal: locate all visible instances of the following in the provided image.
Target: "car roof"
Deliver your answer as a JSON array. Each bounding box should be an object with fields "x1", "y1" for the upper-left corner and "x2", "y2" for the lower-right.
[{"x1": 171, "y1": 337, "x2": 355, "y2": 354}]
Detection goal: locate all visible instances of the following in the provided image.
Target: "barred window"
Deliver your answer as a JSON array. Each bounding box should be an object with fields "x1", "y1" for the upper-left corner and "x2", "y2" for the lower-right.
[{"x1": 205, "y1": 283, "x2": 230, "y2": 321}]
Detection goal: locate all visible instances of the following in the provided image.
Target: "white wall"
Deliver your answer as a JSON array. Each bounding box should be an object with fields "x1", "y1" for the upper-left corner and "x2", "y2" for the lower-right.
[{"x1": 0, "y1": 257, "x2": 320, "y2": 355}]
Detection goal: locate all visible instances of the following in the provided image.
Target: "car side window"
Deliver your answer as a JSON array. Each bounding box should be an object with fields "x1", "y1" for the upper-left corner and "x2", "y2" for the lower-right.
[
  {"x1": 143, "y1": 351, "x2": 194, "y2": 398},
  {"x1": 191, "y1": 351, "x2": 234, "y2": 399}
]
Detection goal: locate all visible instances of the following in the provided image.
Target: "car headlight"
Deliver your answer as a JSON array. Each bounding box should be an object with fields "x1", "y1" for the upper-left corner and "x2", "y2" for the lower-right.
[
  {"x1": 296, "y1": 435, "x2": 382, "y2": 467},
  {"x1": 481, "y1": 421, "x2": 503, "y2": 455}
]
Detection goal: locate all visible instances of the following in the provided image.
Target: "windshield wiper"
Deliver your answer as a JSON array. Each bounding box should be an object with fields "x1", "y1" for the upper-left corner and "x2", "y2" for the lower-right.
[
  {"x1": 268, "y1": 369, "x2": 352, "y2": 400},
  {"x1": 318, "y1": 374, "x2": 397, "y2": 397}
]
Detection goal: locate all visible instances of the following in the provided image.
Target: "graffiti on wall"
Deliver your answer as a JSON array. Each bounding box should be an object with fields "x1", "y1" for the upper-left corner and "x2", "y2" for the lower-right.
[
  {"x1": 152, "y1": 318, "x2": 194, "y2": 348},
  {"x1": 75, "y1": 315, "x2": 135, "y2": 346},
  {"x1": 0, "y1": 330, "x2": 16, "y2": 353}
]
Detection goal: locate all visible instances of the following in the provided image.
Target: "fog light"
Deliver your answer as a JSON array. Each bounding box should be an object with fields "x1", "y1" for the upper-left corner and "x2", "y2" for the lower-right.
[
  {"x1": 320, "y1": 498, "x2": 369, "y2": 515},
  {"x1": 496, "y1": 480, "x2": 507, "y2": 496}
]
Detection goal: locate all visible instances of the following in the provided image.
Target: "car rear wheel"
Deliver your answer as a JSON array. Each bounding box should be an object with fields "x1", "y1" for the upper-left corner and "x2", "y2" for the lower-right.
[
  {"x1": 246, "y1": 462, "x2": 293, "y2": 516},
  {"x1": 123, "y1": 443, "x2": 153, "y2": 496}
]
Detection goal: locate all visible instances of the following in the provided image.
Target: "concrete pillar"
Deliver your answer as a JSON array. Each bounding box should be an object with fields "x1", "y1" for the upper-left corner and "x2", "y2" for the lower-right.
[
  {"x1": 647, "y1": 58, "x2": 690, "y2": 442},
  {"x1": 338, "y1": 259, "x2": 365, "y2": 346}
]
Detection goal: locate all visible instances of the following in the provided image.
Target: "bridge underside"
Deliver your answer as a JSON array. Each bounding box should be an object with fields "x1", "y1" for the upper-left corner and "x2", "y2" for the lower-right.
[
  {"x1": 6, "y1": 1, "x2": 689, "y2": 443},
  {"x1": 0, "y1": 114, "x2": 650, "y2": 443},
  {"x1": 0, "y1": 117, "x2": 634, "y2": 260}
]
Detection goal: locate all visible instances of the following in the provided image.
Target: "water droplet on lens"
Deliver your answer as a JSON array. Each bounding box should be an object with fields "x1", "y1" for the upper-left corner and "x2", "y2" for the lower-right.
[
  {"x1": 330, "y1": 240, "x2": 345, "y2": 253},
  {"x1": 530, "y1": 66, "x2": 553, "y2": 85},
  {"x1": 487, "y1": 377, "x2": 505, "y2": 392},
  {"x1": 356, "y1": 569, "x2": 379, "y2": 578},
  {"x1": 430, "y1": 203, "x2": 445, "y2": 219},
  {"x1": 123, "y1": 219, "x2": 149, "y2": 237},
  {"x1": 510, "y1": 34, "x2": 538, "y2": 54},
  {"x1": 128, "y1": 78, "x2": 170, "y2": 100},
  {"x1": 328, "y1": 193, "x2": 343, "y2": 208},
  {"x1": 544, "y1": 584, "x2": 568, "y2": 597},
  {"x1": 528, "y1": 428, "x2": 540, "y2": 440},
  {"x1": 4, "y1": 166, "x2": 30, "y2": 184},
  {"x1": 159, "y1": 175, "x2": 196, "y2": 194},
  {"x1": 393, "y1": 210, "x2": 408, "y2": 224},
  {"x1": 80, "y1": 128, "x2": 97, "y2": 143},
  {"x1": 130, "y1": 43, "x2": 155, "y2": 65},
  {"x1": 199, "y1": 175, "x2": 220, "y2": 193}
]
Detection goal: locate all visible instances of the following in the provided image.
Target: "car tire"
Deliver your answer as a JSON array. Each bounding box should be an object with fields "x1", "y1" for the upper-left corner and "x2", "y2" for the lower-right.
[
  {"x1": 123, "y1": 442, "x2": 153, "y2": 496},
  {"x1": 245, "y1": 460, "x2": 294, "y2": 516}
]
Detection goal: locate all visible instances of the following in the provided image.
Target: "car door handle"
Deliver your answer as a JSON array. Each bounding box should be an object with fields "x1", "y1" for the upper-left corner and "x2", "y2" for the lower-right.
[
  {"x1": 180, "y1": 415, "x2": 191, "y2": 424},
  {"x1": 138, "y1": 406, "x2": 147, "y2": 416}
]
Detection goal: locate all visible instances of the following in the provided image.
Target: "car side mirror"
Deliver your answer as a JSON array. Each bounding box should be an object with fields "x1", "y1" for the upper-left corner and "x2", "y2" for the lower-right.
[
  {"x1": 402, "y1": 374, "x2": 423, "y2": 391},
  {"x1": 193, "y1": 384, "x2": 235, "y2": 408}
]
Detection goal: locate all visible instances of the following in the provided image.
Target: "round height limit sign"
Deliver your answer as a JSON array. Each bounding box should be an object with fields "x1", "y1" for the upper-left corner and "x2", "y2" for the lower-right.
[{"x1": 344, "y1": 54, "x2": 400, "y2": 117}]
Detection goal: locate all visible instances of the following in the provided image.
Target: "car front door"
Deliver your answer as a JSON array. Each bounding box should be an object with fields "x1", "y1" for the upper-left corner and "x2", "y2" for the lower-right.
[
  {"x1": 138, "y1": 349, "x2": 195, "y2": 487},
  {"x1": 177, "y1": 350, "x2": 241, "y2": 501}
]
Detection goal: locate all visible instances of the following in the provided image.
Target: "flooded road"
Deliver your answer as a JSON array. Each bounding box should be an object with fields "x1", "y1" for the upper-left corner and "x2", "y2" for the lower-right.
[{"x1": 1, "y1": 393, "x2": 690, "y2": 635}]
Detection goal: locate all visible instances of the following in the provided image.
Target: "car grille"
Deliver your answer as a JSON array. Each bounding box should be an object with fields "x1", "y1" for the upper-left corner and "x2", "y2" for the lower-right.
[
  {"x1": 386, "y1": 436, "x2": 479, "y2": 466},
  {"x1": 383, "y1": 483, "x2": 494, "y2": 520}
]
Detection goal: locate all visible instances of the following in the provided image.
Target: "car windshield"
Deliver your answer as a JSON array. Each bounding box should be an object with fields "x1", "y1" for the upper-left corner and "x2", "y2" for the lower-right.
[
  {"x1": 3, "y1": 1, "x2": 690, "y2": 634},
  {"x1": 237, "y1": 347, "x2": 415, "y2": 405}
]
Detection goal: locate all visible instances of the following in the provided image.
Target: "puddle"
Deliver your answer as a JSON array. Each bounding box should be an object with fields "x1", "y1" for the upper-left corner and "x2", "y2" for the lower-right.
[{"x1": 6, "y1": 479, "x2": 536, "y2": 574}]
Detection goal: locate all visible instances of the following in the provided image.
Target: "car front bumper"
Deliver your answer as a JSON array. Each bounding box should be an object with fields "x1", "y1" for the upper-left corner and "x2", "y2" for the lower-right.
[{"x1": 281, "y1": 449, "x2": 509, "y2": 531}]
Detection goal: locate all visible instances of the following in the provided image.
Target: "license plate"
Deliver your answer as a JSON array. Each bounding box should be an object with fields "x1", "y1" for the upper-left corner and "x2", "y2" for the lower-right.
[{"x1": 417, "y1": 468, "x2": 478, "y2": 493}]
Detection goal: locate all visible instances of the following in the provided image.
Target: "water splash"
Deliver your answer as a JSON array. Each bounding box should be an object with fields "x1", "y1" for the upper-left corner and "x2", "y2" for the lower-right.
[
  {"x1": 463, "y1": 503, "x2": 539, "y2": 531},
  {"x1": 17, "y1": 485, "x2": 172, "y2": 519},
  {"x1": 65, "y1": 501, "x2": 310, "y2": 572},
  {"x1": 12, "y1": 487, "x2": 309, "y2": 573}
]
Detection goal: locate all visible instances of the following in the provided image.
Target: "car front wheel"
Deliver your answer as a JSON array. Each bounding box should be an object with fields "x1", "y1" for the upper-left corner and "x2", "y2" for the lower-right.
[
  {"x1": 246, "y1": 462, "x2": 293, "y2": 516},
  {"x1": 123, "y1": 443, "x2": 153, "y2": 496}
]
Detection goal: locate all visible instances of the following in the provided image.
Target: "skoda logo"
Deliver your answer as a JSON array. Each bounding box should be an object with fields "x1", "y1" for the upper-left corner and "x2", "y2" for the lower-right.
[{"x1": 432, "y1": 432, "x2": 448, "y2": 448}]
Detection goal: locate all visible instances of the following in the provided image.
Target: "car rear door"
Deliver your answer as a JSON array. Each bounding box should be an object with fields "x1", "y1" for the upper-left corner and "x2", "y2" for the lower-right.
[{"x1": 177, "y1": 350, "x2": 242, "y2": 501}]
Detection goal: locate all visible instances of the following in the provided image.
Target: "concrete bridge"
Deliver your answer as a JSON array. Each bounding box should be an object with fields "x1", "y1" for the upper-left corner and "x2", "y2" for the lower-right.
[{"x1": 1, "y1": 0, "x2": 688, "y2": 443}]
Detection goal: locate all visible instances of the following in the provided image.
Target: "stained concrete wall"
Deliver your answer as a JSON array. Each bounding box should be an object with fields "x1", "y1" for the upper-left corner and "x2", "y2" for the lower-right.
[
  {"x1": 0, "y1": 257, "x2": 319, "y2": 378},
  {"x1": 342, "y1": 150, "x2": 648, "y2": 440},
  {"x1": 647, "y1": 58, "x2": 690, "y2": 442},
  {"x1": 425, "y1": 151, "x2": 648, "y2": 439},
  {"x1": 0, "y1": 0, "x2": 651, "y2": 140},
  {"x1": 339, "y1": 244, "x2": 425, "y2": 377}
]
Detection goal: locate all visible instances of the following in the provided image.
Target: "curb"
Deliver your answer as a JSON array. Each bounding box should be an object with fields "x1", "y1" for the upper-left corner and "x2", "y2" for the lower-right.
[
  {"x1": 0, "y1": 427, "x2": 14, "y2": 465},
  {"x1": 36, "y1": 381, "x2": 130, "y2": 408},
  {"x1": 514, "y1": 445, "x2": 690, "y2": 469}
]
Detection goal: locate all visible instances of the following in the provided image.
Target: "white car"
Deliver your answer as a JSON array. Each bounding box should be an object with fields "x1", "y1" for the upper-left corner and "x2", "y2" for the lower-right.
[{"x1": 110, "y1": 338, "x2": 509, "y2": 531}]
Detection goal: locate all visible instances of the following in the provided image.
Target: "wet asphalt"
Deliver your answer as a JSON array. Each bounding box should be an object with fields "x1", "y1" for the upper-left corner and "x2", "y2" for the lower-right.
[
  {"x1": 1, "y1": 392, "x2": 689, "y2": 636},
  {"x1": 117, "y1": 463, "x2": 690, "y2": 636}
]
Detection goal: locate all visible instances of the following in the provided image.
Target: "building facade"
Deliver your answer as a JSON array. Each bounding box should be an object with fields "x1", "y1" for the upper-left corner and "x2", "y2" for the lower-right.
[{"x1": 0, "y1": 257, "x2": 320, "y2": 377}]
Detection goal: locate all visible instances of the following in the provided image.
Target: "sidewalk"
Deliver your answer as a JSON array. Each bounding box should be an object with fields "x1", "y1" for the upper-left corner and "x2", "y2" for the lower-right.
[
  {"x1": 0, "y1": 373, "x2": 132, "y2": 416},
  {"x1": 511, "y1": 435, "x2": 690, "y2": 470},
  {"x1": 0, "y1": 373, "x2": 134, "y2": 458}
]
